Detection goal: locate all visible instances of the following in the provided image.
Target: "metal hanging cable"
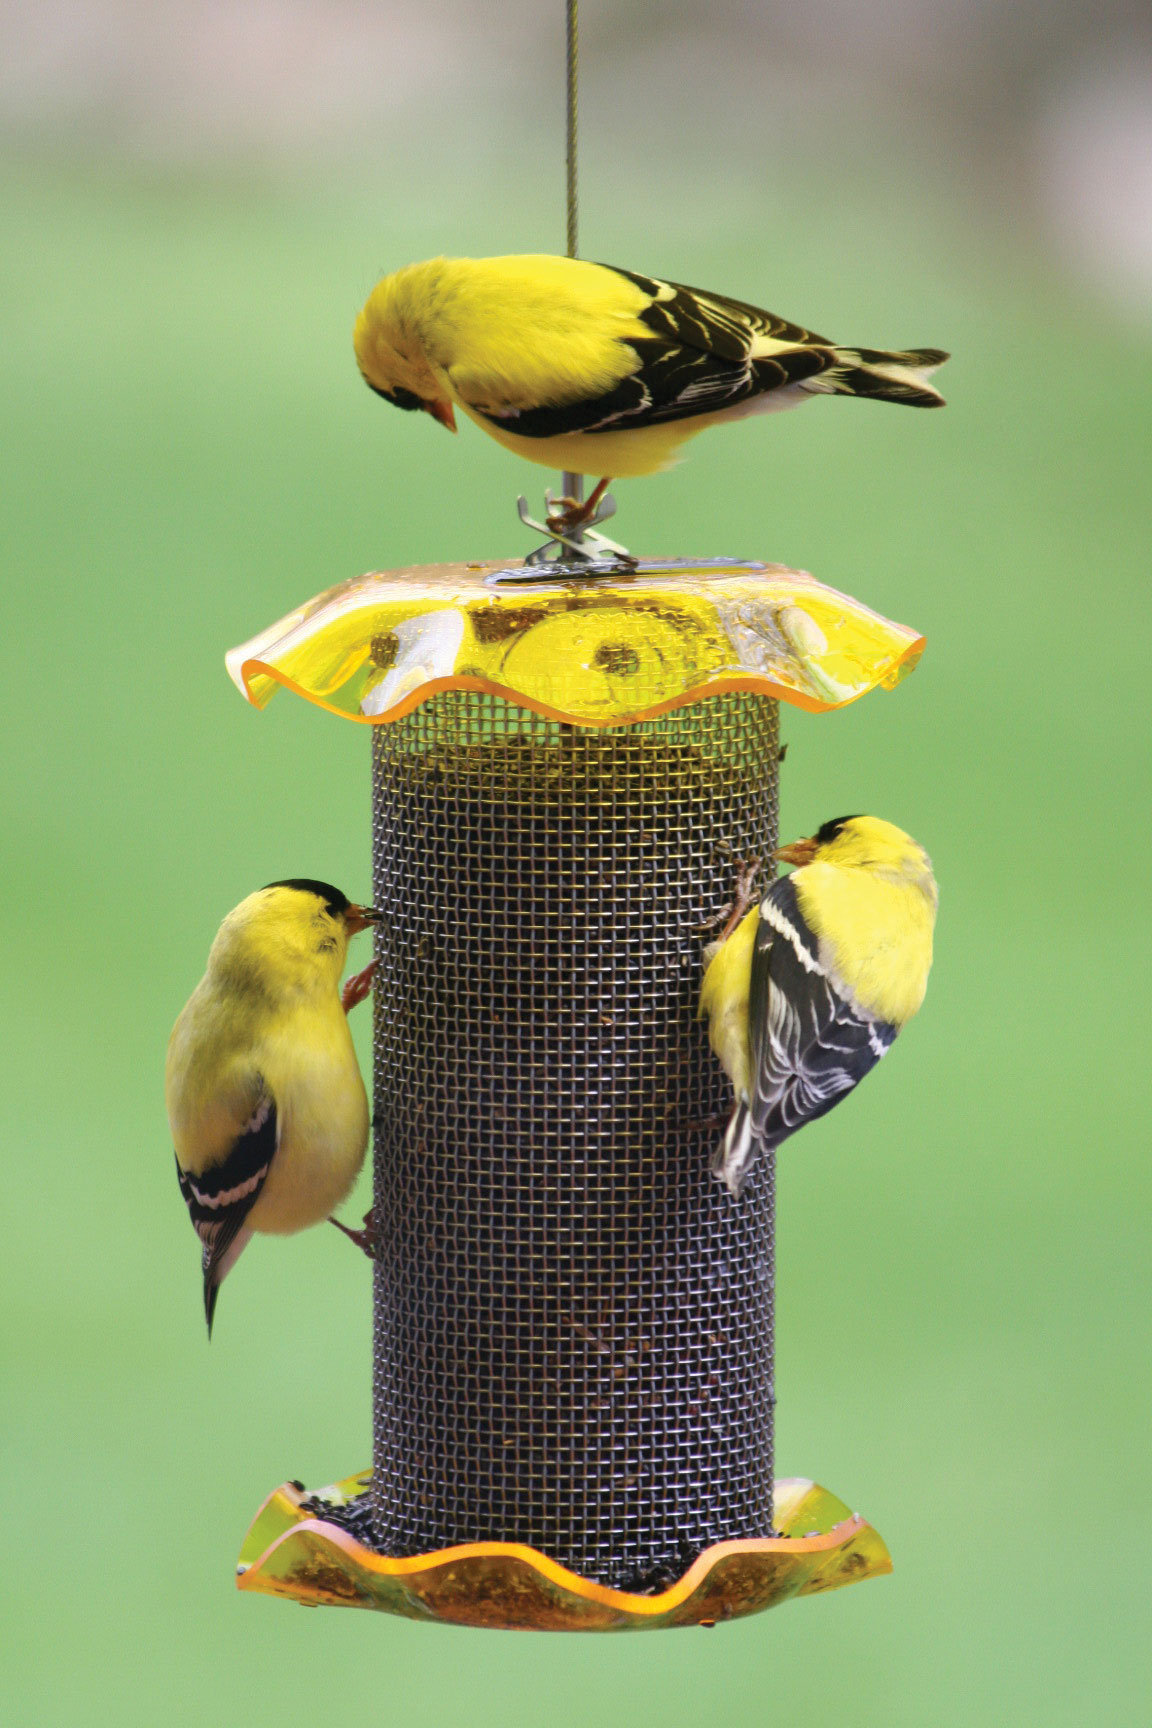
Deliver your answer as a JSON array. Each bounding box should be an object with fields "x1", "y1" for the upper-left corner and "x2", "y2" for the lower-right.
[
  {"x1": 565, "y1": 0, "x2": 579, "y2": 261},
  {"x1": 561, "y1": 0, "x2": 582, "y2": 511}
]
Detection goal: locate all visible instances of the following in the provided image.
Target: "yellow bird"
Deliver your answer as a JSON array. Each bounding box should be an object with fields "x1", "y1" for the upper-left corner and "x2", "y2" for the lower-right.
[
  {"x1": 700, "y1": 817, "x2": 937, "y2": 1196},
  {"x1": 166, "y1": 880, "x2": 379, "y2": 1334},
  {"x1": 354, "y1": 254, "x2": 947, "y2": 526}
]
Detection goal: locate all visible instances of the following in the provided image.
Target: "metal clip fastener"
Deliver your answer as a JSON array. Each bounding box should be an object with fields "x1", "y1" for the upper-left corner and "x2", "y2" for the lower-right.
[{"x1": 516, "y1": 491, "x2": 637, "y2": 569}]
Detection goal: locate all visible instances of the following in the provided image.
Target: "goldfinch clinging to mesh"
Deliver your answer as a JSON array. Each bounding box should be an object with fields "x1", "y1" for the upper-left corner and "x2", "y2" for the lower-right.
[
  {"x1": 700, "y1": 816, "x2": 937, "y2": 1197},
  {"x1": 354, "y1": 254, "x2": 948, "y2": 529},
  {"x1": 166, "y1": 880, "x2": 380, "y2": 1335}
]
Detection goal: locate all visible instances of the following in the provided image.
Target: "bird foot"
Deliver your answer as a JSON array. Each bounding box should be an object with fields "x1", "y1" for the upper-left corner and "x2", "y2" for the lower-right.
[
  {"x1": 341, "y1": 960, "x2": 377, "y2": 1014},
  {"x1": 698, "y1": 853, "x2": 763, "y2": 942},
  {"x1": 329, "y1": 1208, "x2": 379, "y2": 1259},
  {"x1": 544, "y1": 476, "x2": 613, "y2": 538}
]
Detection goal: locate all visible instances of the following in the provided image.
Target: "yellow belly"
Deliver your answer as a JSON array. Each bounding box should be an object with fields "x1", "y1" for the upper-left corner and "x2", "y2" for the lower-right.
[
  {"x1": 460, "y1": 405, "x2": 704, "y2": 478},
  {"x1": 461, "y1": 385, "x2": 812, "y2": 479},
  {"x1": 699, "y1": 908, "x2": 759, "y2": 1100},
  {"x1": 250, "y1": 1108, "x2": 367, "y2": 1234},
  {"x1": 247, "y1": 1015, "x2": 370, "y2": 1234}
]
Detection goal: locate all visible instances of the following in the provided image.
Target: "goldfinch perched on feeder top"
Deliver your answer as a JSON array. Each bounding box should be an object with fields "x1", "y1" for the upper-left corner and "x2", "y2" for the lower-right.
[
  {"x1": 165, "y1": 881, "x2": 380, "y2": 1335},
  {"x1": 700, "y1": 817, "x2": 937, "y2": 1197},
  {"x1": 354, "y1": 254, "x2": 947, "y2": 526}
]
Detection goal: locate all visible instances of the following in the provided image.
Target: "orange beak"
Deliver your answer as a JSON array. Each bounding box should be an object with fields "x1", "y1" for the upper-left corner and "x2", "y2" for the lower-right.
[
  {"x1": 773, "y1": 836, "x2": 820, "y2": 869},
  {"x1": 344, "y1": 903, "x2": 382, "y2": 936},
  {"x1": 426, "y1": 398, "x2": 457, "y2": 433}
]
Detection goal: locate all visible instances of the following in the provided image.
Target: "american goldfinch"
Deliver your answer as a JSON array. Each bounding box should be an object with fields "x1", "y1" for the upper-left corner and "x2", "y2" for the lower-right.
[
  {"x1": 354, "y1": 254, "x2": 947, "y2": 526},
  {"x1": 700, "y1": 816, "x2": 936, "y2": 1196},
  {"x1": 166, "y1": 880, "x2": 380, "y2": 1335}
]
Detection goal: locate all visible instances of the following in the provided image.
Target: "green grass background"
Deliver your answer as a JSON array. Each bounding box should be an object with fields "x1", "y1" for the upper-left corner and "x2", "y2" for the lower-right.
[{"x1": 2, "y1": 148, "x2": 1149, "y2": 1725}]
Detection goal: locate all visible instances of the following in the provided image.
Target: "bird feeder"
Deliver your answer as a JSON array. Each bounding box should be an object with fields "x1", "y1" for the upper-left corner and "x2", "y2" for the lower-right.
[{"x1": 226, "y1": 556, "x2": 923, "y2": 1630}]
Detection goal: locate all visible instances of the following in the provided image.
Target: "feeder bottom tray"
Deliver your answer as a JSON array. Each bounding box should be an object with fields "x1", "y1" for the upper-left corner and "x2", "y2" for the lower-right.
[{"x1": 236, "y1": 1473, "x2": 890, "y2": 1630}]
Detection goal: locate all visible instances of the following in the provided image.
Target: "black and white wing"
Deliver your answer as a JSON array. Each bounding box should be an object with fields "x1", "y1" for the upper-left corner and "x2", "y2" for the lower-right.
[
  {"x1": 477, "y1": 265, "x2": 839, "y2": 441},
  {"x1": 714, "y1": 877, "x2": 896, "y2": 1195},
  {"x1": 174, "y1": 1085, "x2": 278, "y2": 1335}
]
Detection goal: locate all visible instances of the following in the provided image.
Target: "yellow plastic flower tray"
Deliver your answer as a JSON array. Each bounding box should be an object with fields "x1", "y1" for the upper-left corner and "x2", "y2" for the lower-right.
[
  {"x1": 236, "y1": 1472, "x2": 891, "y2": 1630},
  {"x1": 226, "y1": 558, "x2": 923, "y2": 726}
]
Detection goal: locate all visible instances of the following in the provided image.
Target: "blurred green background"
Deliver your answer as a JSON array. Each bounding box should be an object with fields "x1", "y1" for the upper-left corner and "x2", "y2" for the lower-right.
[{"x1": 3, "y1": 4, "x2": 1150, "y2": 1723}]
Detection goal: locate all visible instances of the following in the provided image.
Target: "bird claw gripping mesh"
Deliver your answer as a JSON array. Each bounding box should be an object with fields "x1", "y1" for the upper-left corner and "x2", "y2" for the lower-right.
[{"x1": 228, "y1": 558, "x2": 922, "y2": 1627}]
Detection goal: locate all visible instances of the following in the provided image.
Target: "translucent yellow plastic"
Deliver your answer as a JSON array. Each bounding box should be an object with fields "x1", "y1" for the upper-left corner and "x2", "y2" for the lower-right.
[
  {"x1": 236, "y1": 1471, "x2": 891, "y2": 1630},
  {"x1": 226, "y1": 560, "x2": 924, "y2": 727}
]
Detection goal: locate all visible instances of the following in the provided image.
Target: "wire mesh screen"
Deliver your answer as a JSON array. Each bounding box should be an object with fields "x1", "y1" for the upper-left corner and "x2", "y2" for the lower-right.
[{"x1": 370, "y1": 691, "x2": 779, "y2": 1589}]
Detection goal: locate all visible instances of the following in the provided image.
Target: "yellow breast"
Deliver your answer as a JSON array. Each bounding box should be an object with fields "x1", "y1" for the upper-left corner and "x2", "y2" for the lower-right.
[
  {"x1": 698, "y1": 908, "x2": 759, "y2": 1098},
  {"x1": 793, "y1": 865, "x2": 934, "y2": 1026},
  {"x1": 247, "y1": 1004, "x2": 369, "y2": 1234}
]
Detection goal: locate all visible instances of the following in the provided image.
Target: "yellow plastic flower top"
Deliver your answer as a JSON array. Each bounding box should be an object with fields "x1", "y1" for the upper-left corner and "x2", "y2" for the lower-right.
[
  {"x1": 226, "y1": 559, "x2": 923, "y2": 727},
  {"x1": 236, "y1": 1471, "x2": 891, "y2": 1630}
]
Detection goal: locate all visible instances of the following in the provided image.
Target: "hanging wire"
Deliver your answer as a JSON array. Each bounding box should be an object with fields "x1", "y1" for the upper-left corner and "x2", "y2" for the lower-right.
[
  {"x1": 561, "y1": 0, "x2": 583, "y2": 512},
  {"x1": 565, "y1": 0, "x2": 579, "y2": 261}
]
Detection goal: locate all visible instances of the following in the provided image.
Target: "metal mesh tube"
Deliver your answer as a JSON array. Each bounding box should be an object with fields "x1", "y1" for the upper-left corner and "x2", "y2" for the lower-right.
[{"x1": 370, "y1": 692, "x2": 779, "y2": 1589}]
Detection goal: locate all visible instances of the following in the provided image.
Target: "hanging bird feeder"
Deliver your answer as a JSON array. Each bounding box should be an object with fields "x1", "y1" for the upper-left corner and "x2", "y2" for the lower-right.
[
  {"x1": 216, "y1": 0, "x2": 940, "y2": 1635},
  {"x1": 225, "y1": 557, "x2": 924, "y2": 1629}
]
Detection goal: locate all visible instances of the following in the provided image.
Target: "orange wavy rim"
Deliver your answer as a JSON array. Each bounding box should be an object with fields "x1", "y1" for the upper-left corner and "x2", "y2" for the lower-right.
[
  {"x1": 238, "y1": 1507, "x2": 877, "y2": 1616},
  {"x1": 235, "y1": 639, "x2": 926, "y2": 728}
]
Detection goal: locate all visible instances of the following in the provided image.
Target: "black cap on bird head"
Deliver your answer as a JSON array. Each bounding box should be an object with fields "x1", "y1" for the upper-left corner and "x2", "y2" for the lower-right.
[
  {"x1": 365, "y1": 382, "x2": 424, "y2": 412},
  {"x1": 814, "y1": 815, "x2": 864, "y2": 845},
  {"x1": 774, "y1": 815, "x2": 865, "y2": 869},
  {"x1": 263, "y1": 879, "x2": 351, "y2": 915},
  {"x1": 363, "y1": 379, "x2": 457, "y2": 431},
  {"x1": 262, "y1": 879, "x2": 382, "y2": 933}
]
